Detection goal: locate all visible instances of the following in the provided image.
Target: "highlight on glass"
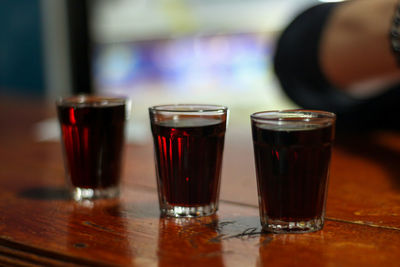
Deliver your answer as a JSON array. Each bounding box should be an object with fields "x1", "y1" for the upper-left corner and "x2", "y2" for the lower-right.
[
  {"x1": 57, "y1": 95, "x2": 129, "y2": 201},
  {"x1": 149, "y1": 104, "x2": 228, "y2": 217},
  {"x1": 251, "y1": 110, "x2": 336, "y2": 233}
]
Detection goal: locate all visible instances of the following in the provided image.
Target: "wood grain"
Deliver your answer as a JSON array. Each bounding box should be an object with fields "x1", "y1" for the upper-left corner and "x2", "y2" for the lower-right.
[{"x1": 0, "y1": 97, "x2": 399, "y2": 266}]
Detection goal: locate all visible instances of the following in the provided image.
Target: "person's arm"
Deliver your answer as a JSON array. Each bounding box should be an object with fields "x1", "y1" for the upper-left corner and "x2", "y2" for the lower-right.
[{"x1": 320, "y1": 0, "x2": 400, "y2": 94}]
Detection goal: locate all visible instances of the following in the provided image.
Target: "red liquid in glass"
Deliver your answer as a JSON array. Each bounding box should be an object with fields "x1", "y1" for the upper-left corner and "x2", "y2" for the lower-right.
[
  {"x1": 57, "y1": 103, "x2": 125, "y2": 188},
  {"x1": 151, "y1": 118, "x2": 226, "y2": 207},
  {"x1": 252, "y1": 123, "x2": 334, "y2": 221}
]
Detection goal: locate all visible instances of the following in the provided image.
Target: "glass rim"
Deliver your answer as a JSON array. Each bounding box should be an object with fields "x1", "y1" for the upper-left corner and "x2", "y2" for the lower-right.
[
  {"x1": 149, "y1": 104, "x2": 228, "y2": 113},
  {"x1": 251, "y1": 109, "x2": 336, "y2": 123},
  {"x1": 56, "y1": 94, "x2": 128, "y2": 107}
]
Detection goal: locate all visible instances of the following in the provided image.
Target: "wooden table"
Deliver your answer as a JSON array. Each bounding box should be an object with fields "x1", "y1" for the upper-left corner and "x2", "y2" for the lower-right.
[{"x1": 1, "y1": 97, "x2": 399, "y2": 266}]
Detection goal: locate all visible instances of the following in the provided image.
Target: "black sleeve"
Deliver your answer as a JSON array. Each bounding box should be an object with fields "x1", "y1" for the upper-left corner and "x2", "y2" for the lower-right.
[{"x1": 273, "y1": 3, "x2": 400, "y2": 131}]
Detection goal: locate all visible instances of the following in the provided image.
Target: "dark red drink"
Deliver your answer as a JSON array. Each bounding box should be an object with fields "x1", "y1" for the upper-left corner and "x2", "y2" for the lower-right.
[
  {"x1": 251, "y1": 110, "x2": 335, "y2": 233},
  {"x1": 151, "y1": 117, "x2": 226, "y2": 213},
  {"x1": 57, "y1": 97, "x2": 126, "y2": 192}
]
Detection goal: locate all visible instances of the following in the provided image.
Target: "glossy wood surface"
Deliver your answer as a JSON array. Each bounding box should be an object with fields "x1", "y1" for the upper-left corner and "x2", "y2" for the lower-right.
[{"x1": 1, "y1": 98, "x2": 400, "y2": 266}]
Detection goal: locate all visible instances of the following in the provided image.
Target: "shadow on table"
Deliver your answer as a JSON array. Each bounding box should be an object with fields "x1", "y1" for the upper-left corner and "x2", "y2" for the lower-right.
[
  {"x1": 18, "y1": 186, "x2": 70, "y2": 200},
  {"x1": 335, "y1": 131, "x2": 400, "y2": 189}
]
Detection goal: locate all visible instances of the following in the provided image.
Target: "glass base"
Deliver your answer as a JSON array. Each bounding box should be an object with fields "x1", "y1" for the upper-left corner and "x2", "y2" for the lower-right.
[
  {"x1": 160, "y1": 203, "x2": 217, "y2": 217},
  {"x1": 261, "y1": 217, "x2": 324, "y2": 234},
  {"x1": 70, "y1": 186, "x2": 119, "y2": 201}
]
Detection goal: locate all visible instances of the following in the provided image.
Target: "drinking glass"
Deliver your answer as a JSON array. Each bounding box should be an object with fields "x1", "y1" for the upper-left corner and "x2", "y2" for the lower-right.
[
  {"x1": 149, "y1": 104, "x2": 228, "y2": 217},
  {"x1": 251, "y1": 110, "x2": 336, "y2": 233},
  {"x1": 57, "y1": 95, "x2": 128, "y2": 201}
]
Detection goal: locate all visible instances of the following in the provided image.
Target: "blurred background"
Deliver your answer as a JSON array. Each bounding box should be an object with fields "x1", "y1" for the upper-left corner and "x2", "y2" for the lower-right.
[{"x1": 0, "y1": 0, "x2": 342, "y2": 142}]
